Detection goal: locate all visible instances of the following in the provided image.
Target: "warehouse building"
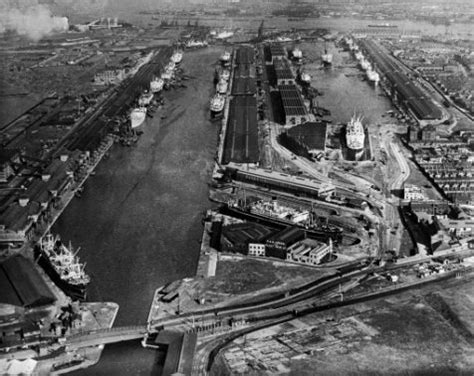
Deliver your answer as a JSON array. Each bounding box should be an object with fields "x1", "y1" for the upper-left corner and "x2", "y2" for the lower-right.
[
  {"x1": 223, "y1": 96, "x2": 259, "y2": 165},
  {"x1": 278, "y1": 85, "x2": 309, "y2": 126}
]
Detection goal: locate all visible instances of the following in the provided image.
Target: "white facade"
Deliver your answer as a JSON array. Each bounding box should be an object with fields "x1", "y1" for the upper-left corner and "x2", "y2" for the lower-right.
[
  {"x1": 248, "y1": 243, "x2": 265, "y2": 257},
  {"x1": 286, "y1": 239, "x2": 332, "y2": 265},
  {"x1": 404, "y1": 185, "x2": 425, "y2": 201}
]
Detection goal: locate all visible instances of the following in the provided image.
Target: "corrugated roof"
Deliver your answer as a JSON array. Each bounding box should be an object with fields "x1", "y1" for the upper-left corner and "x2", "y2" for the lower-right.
[
  {"x1": 1, "y1": 256, "x2": 55, "y2": 308},
  {"x1": 278, "y1": 85, "x2": 308, "y2": 117},
  {"x1": 223, "y1": 97, "x2": 259, "y2": 164},
  {"x1": 287, "y1": 122, "x2": 327, "y2": 151}
]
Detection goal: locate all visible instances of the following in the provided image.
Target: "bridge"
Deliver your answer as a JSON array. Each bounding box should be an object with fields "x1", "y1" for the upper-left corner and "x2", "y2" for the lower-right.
[{"x1": 65, "y1": 325, "x2": 147, "y2": 349}]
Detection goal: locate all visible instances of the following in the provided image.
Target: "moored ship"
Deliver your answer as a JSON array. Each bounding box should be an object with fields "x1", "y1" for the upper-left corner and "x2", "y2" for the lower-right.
[
  {"x1": 150, "y1": 77, "x2": 164, "y2": 93},
  {"x1": 346, "y1": 114, "x2": 365, "y2": 151},
  {"x1": 216, "y1": 80, "x2": 228, "y2": 95},
  {"x1": 220, "y1": 50, "x2": 231, "y2": 67},
  {"x1": 130, "y1": 107, "x2": 147, "y2": 128},
  {"x1": 171, "y1": 50, "x2": 183, "y2": 65},
  {"x1": 138, "y1": 91, "x2": 154, "y2": 107},
  {"x1": 218, "y1": 68, "x2": 230, "y2": 82},
  {"x1": 36, "y1": 234, "x2": 90, "y2": 301},
  {"x1": 210, "y1": 94, "x2": 225, "y2": 114}
]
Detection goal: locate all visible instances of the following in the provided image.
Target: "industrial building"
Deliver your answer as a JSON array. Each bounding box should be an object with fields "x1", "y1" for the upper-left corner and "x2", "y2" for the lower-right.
[
  {"x1": 0, "y1": 256, "x2": 56, "y2": 308},
  {"x1": 221, "y1": 222, "x2": 273, "y2": 255},
  {"x1": 223, "y1": 96, "x2": 259, "y2": 165},
  {"x1": 265, "y1": 44, "x2": 286, "y2": 64},
  {"x1": 273, "y1": 59, "x2": 295, "y2": 85},
  {"x1": 235, "y1": 46, "x2": 255, "y2": 65},
  {"x1": 358, "y1": 39, "x2": 443, "y2": 125},
  {"x1": 277, "y1": 85, "x2": 309, "y2": 126},
  {"x1": 265, "y1": 226, "x2": 305, "y2": 259},
  {"x1": 232, "y1": 77, "x2": 257, "y2": 96},
  {"x1": 286, "y1": 238, "x2": 333, "y2": 265},
  {"x1": 279, "y1": 121, "x2": 327, "y2": 158}
]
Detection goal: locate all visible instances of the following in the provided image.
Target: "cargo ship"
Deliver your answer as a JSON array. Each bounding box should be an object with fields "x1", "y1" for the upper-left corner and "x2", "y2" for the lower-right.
[
  {"x1": 366, "y1": 67, "x2": 380, "y2": 85},
  {"x1": 36, "y1": 234, "x2": 90, "y2": 301},
  {"x1": 150, "y1": 77, "x2": 164, "y2": 93},
  {"x1": 130, "y1": 107, "x2": 147, "y2": 128},
  {"x1": 346, "y1": 114, "x2": 365, "y2": 151},
  {"x1": 210, "y1": 94, "x2": 225, "y2": 114}
]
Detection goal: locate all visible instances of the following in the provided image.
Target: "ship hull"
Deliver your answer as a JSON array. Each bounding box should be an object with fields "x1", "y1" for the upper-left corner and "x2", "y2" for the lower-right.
[{"x1": 36, "y1": 249, "x2": 87, "y2": 301}]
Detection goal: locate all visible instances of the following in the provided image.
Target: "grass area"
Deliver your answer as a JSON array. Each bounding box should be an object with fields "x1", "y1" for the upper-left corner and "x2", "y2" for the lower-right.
[{"x1": 206, "y1": 258, "x2": 327, "y2": 296}]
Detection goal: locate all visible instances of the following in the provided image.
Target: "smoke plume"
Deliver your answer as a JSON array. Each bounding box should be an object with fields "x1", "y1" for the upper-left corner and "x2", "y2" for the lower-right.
[{"x1": 0, "y1": 2, "x2": 69, "y2": 41}]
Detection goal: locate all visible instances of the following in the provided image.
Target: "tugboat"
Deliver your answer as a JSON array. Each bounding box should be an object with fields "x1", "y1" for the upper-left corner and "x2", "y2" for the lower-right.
[
  {"x1": 130, "y1": 107, "x2": 147, "y2": 128},
  {"x1": 36, "y1": 234, "x2": 90, "y2": 301}
]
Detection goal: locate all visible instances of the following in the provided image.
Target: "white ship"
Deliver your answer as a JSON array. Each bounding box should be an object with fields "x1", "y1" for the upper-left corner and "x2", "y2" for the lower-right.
[
  {"x1": 130, "y1": 107, "x2": 147, "y2": 128},
  {"x1": 292, "y1": 47, "x2": 303, "y2": 61},
  {"x1": 171, "y1": 50, "x2": 183, "y2": 65},
  {"x1": 210, "y1": 94, "x2": 225, "y2": 113},
  {"x1": 216, "y1": 80, "x2": 228, "y2": 95},
  {"x1": 138, "y1": 91, "x2": 154, "y2": 107},
  {"x1": 220, "y1": 50, "x2": 231, "y2": 66},
  {"x1": 360, "y1": 58, "x2": 369, "y2": 70},
  {"x1": 366, "y1": 68, "x2": 380, "y2": 85},
  {"x1": 185, "y1": 39, "x2": 208, "y2": 48},
  {"x1": 250, "y1": 200, "x2": 310, "y2": 224},
  {"x1": 150, "y1": 77, "x2": 164, "y2": 93},
  {"x1": 215, "y1": 30, "x2": 234, "y2": 40},
  {"x1": 346, "y1": 114, "x2": 365, "y2": 151}
]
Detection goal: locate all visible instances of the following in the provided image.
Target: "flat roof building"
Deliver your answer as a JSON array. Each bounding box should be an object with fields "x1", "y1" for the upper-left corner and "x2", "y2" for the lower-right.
[
  {"x1": 266, "y1": 226, "x2": 305, "y2": 259},
  {"x1": 282, "y1": 121, "x2": 327, "y2": 157},
  {"x1": 221, "y1": 222, "x2": 273, "y2": 255},
  {"x1": 278, "y1": 85, "x2": 309, "y2": 126},
  {"x1": 273, "y1": 59, "x2": 295, "y2": 86},
  {"x1": 0, "y1": 256, "x2": 56, "y2": 308},
  {"x1": 223, "y1": 96, "x2": 259, "y2": 165}
]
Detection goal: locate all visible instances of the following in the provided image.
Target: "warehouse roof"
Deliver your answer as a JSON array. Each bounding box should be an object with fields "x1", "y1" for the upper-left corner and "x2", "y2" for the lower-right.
[
  {"x1": 223, "y1": 96, "x2": 259, "y2": 164},
  {"x1": 235, "y1": 46, "x2": 255, "y2": 65},
  {"x1": 0, "y1": 256, "x2": 55, "y2": 308},
  {"x1": 287, "y1": 121, "x2": 327, "y2": 152},
  {"x1": 232, "y1": 76, "x2": 256, "y2": 96},
  {"x1": 278, "y1": 85, "x2": 308, "y2": 117}
]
